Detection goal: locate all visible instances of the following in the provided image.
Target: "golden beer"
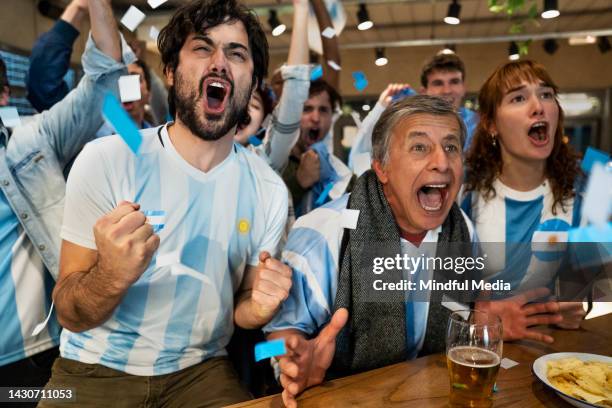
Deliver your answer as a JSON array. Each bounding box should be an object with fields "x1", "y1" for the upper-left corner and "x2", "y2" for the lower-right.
[{"x1": 447, "y1": 346, "x2": 500, "y2": 408}]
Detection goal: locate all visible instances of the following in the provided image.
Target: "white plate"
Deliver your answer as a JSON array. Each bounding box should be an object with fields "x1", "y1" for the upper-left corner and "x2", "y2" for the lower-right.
[{"x1": 532, "y1": 352, "x2": 612, "y2": 408}]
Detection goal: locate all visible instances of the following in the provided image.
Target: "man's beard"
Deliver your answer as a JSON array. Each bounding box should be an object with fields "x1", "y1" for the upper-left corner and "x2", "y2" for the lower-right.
[{"x1": 172, "y1": 70, "x2": 250, "y2": 142}]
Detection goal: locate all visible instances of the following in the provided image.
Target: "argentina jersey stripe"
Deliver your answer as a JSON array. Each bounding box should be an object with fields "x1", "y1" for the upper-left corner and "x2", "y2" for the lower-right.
[{"x1": 1, "y1": 191, "x2": 59, "y2": 366}]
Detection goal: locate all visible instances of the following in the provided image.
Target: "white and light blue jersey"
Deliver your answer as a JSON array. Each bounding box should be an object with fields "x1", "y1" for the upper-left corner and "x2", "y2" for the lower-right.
[
  {"x1": 60, "y1": 124, "x2": 288, "y2": 376},
  {"x1": 0, "y1": 192, "x2": 60, "y2": 366},
  {"x1": 461, "y1": 179, "x2": 582, "y2": 289},
  {"x1": 264, "y1": 194, "x2": 475, "y2": 358}
]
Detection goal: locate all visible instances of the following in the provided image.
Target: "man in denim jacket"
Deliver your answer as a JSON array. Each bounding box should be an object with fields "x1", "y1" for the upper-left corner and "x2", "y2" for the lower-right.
[{"x1": 0, "y1": 0, "x2": 132, "y2": 389}]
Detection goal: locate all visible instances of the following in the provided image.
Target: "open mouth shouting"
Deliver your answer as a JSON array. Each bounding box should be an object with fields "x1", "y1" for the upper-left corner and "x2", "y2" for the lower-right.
[
  {"x1": 306, "y1": 127, "x2": 321, "y2": 144},
  {"x1": 527, "y1": 121, "x2": 550, "y2": 147},
  {"x1": 202, "y1": 77, "x2": 231, "y2": 115},
  {"x1": 417, "y1": 183, "x2": 450, "y2": 212}
]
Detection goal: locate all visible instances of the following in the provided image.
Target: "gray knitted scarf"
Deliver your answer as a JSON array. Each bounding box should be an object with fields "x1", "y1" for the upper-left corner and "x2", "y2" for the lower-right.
[{"x1": 331, "y1": 170, "x2": 471, "y2": 375}]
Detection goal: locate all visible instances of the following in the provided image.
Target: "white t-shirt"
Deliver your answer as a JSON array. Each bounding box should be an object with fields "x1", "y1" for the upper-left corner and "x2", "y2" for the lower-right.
[{"x1": 60, "y1": 124, "x2": 288, "y2": 376}]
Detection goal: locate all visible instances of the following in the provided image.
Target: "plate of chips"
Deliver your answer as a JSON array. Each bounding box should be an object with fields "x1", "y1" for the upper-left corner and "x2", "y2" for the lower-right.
[{"x1": 533, "y1": 352, "x2": 612, "y2": 407}]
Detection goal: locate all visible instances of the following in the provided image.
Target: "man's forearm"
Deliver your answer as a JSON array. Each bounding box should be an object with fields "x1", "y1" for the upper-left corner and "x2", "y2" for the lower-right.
[
  {"x1": 61, "y1": 1, "x2": 87, "y2": 30},
  {"x1": 88, "y1": 0, "x2": 121, "y2": 62},
  {"x1": 53, "y1": 266, "x2": 126, "y2": 332},
  {"x1": 234, "y1": 293, "x2": 278, "y2": 330},
  {"x1": 287, "y1": 2, "x2": 309, "y2": 66}
]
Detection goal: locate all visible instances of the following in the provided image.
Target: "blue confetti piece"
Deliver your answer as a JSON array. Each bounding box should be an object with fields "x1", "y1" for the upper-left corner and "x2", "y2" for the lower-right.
[
  {"x1": 329, "y1": 2, "x2": 338, "y2": 19},
  {"x1": 315, "y1": 182, "x2": 335, "y2": 206},
  {"x1": 102, "y1": 93, "x2": 143, "y2": 154},
  {"x1": 354, "y1": 78, "x2": 368, "y2": 92},
  {"x1": 248, "y1": 135, "x2": 263, "y2": 146},
  {"x1": 391, "y1": 87, "x2": 417, "y2": 102},
  {"x1": 254, "y1": 339, "x2": 286, "y2": 362},
  {"x1": 581, "y1": 146, "x2": 610, "y2": 173},
  {"x1": 311, "y1": 64, "x2": 323, "y2": 81},
  {"x1": 352, "y1": 71, "x2": 366, "y2": 81}
]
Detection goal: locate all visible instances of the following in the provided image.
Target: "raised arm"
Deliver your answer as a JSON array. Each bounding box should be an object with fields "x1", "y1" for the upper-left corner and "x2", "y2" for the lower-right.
[
  {"x1": 265, "y1": 0, "x2": 311, "y2": 172},
  {"x1": 26, "y1": 0, "x2": 89, "y2": 111},
  {"x1": 32, "y1": 0, "x2": 133, "y2": 166},
  {"x1": 288, "y1": 0, "x2": 309, "y2": 66},
  {"x1": 311, "y1": 0, "x2": 340, "y2": 89},
  {"x1": 87, "y1": 0, "x2": 121, "y2": 62}
]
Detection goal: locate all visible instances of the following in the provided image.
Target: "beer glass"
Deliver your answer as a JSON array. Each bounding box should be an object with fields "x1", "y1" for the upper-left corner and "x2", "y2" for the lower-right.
[{"x1": 446, "y1": 310, "x2": 503, "y2": 408}]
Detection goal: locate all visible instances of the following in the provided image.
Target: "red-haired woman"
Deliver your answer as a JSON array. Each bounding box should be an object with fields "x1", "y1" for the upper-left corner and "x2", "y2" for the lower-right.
[{"x1": 463, "y1": 60, "x2": 587, "y2": 341}]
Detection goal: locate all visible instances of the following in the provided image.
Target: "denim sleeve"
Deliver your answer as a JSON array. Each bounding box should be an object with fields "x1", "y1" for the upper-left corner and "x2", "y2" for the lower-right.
[
  {"x1": 26, "y1": 20, "x2": 80, "y2": 112},
  {"x1": 31, "y1": 33, "x2": 135, "y2": 167}
]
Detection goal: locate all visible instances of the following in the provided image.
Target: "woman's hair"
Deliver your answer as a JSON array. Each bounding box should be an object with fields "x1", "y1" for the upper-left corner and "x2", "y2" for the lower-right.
[{"x1": 465, "y1": 60, "x2": 580, "y2": 214}]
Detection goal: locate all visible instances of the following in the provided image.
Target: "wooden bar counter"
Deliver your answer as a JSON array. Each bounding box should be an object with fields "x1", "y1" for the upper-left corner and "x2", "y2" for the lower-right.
[{"x1": 228, "y1": 314, "x2": 612, "y2": 408}]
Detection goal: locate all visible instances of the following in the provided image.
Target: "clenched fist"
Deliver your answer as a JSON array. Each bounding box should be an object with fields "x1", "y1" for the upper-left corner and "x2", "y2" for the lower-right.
[
  {"x1": 251, "y1": 251, "x2": 293, "y2": 322},
  {"x1": 296, "y1": 150, "x2": 320, "y2": 189},
  {"x1": 94, "y1": 201, "x2": 160, "y2": 293}
]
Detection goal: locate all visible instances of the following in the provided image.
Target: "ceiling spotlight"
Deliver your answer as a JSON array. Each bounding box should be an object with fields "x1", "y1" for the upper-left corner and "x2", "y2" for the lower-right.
[
  {"x1": 357, "y1": 3, "x2": 374, "y2": 31},
  {"x1": 508, "y1": 41, "x2": 520, "y2": 60},
  {"x1": 268, "y1": 10, "x2": 286, "y2": 37},
  {"x1": 541, "y1": 0, "x2": 560, "y2": 19},
  {"x1": 598, "y1": 36, "x2": 611, "y2": 53},
  {"x1": 440, "y1": 44, "x2": 456, "y2": 54},
  {"x1": 543, "y1": 39, "x2": 558, "y2": 55},
  {"x1": 375, "y1": 48, "x2": 388, "y2": 66},
  {"x1": 444, "y1": 0, "x2": 461, "y2": 25}
]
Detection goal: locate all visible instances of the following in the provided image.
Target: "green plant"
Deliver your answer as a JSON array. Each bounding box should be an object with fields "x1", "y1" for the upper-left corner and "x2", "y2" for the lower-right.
[{"x1": 488, "y1": 0, "x2": 540, "y2": 55}]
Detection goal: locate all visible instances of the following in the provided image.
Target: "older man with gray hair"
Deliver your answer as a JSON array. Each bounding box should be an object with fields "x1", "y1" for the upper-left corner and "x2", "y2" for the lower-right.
[{"x1": 264, "y1": 95, "x2": 478, "y2": 408}]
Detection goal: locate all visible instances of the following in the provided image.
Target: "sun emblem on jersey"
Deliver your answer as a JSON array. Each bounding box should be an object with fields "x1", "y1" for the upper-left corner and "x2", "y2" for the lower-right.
[{"x1": 238, "y1": 219, "x2": 250, "y2": 234}]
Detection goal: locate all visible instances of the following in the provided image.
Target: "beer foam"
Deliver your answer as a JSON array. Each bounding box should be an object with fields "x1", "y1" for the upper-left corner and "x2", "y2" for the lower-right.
[{"x1": 448, "y1": 346, "x2": 501, "y2": 368}]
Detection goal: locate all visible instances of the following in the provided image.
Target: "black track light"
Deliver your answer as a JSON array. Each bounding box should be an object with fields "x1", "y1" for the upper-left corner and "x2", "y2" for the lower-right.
[
  {"x1": 597, "y1": 36, "x2": 611, "y2": 53},
  {"x1": 268, "y1": 10, "x2": 286, "y2": 37},
  {"x1": 444, "y1": 0, "x2": 461, "y2": 25},
  {"x1": 509, "y1": 41, "x2": 520, "y2": 60},
  {"x1": 357, "y1": 4, "x2": 373, "y2": 31},
  {"x1": 541, "y1": 0, "x2": 560, "y2": 19},
  {"x1": 375, "y1": 48, "x2": 388, "y2": 66},
  {"x1": 543, "y1": 39, "x2": 558, "y2": 55}
]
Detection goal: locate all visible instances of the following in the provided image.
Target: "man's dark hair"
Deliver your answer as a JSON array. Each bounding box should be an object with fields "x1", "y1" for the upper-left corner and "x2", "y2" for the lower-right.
[
  {"x1": 0, "y1": 57, "x2": 8, "y2": 88},
  {"x1": 309, "y1": 79, "x2": 342, "y2": 111},
  {"x1": 132, "y1": 60, "x2": 151, "y2": 91},
  {"x1": 420, "y1": 53, "x2": 466, "y2": 88},
  {"x1": 157, "y1": 0, "x2": 269, "y2": 116}
]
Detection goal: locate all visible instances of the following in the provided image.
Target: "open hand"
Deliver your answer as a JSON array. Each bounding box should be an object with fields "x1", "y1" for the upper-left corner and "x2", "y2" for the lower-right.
[
  {"x1": 279, "y1": 308, "x2": 349, "y2": 408},
  {"x1": 476, "y1": 287, "x2": 563, "y2": 344}
]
